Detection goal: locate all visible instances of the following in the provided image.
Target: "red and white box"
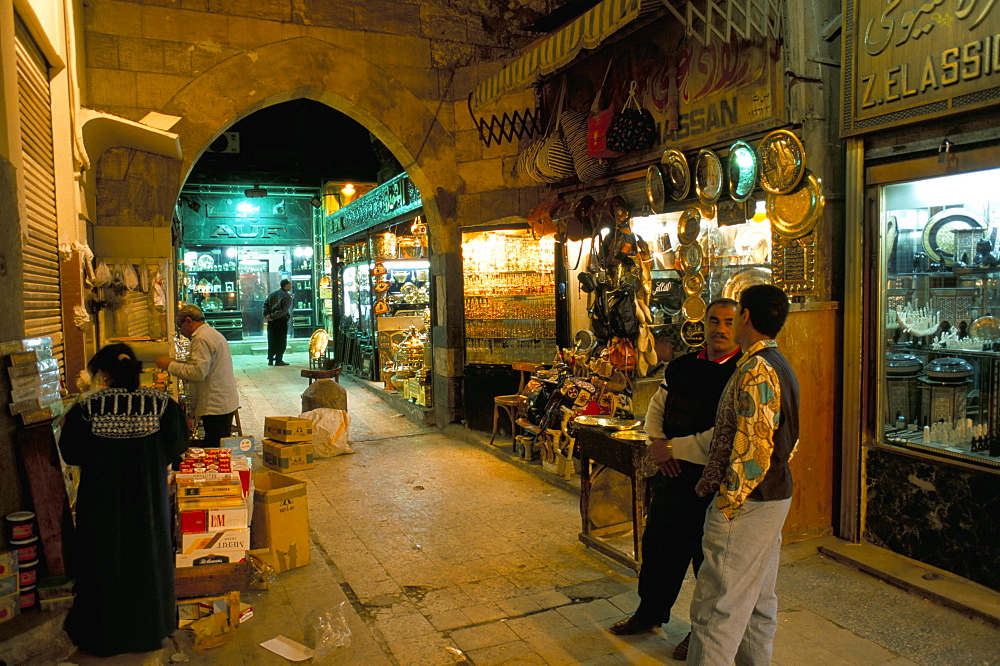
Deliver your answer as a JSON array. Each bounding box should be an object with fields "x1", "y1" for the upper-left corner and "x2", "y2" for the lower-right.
[
  {"x1": 179, "y1": 528, "x2": 250, "y2": 554},
  {"x1": 178, "y1": 503, "x2": 249, "y2": 534}
]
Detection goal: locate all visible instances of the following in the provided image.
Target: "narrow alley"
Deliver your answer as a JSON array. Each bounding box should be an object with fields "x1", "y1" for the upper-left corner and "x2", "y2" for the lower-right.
[{"x1": 171, "y1": 352, "x2": 997, "y2": 665}]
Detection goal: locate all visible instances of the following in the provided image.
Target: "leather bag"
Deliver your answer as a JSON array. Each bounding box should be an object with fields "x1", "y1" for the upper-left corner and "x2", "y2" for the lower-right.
[
  {"x1": 527, "y1": 197, "x2": 568, "y2": 238},
  {"x1": 587, "y1": 60, "x2": 622, "y2": 159}
]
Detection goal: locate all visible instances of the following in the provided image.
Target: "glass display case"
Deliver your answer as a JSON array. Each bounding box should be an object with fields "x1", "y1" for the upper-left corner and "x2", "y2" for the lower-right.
[
  {"x1": 879, "y1": 167, "x2": 1000, "y2": 468},
  {"x1": 462, "y1": 230, "x2": 557, "y2": 365}
]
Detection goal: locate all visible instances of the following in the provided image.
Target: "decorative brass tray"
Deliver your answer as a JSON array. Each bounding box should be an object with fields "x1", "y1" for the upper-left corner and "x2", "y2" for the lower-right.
[
  {"x1": 682, "y1": 294, "x2": 707, "y2": 322},
  {"x1": 611, "y1": 430, "x2": 649, "y2": 441},
  {"x1": 683, "y1": 272, "x2": 705, "y2": 295},
  {"x1": 727, "y1": 140, "x2": 758, "y2": 202},
  {"x1": 646, "y1": 164, "x2": 667, "y2": 214},
  {"x1": 722, "y1": 267, "x2": 772, "y2": 300},
  {"x1": 757, "y1": 129, "x2": 805, "y2": 194},
  {"x1": 921, "y1": 208, "x2": 987, "y2": 263},
  {"x1": 663, "y1": 149, "x2": 691, "y2": 201},
  {"x1": 677, "y1": 243, "x2": 703, "y2": 274},
  {"x1": 694, "y1": 149, "x2": 723, "y2": 205},
  {"x1": 680, "y1": 319, "x2": 705, "y2": 347},
  {"x1": 677, "y1": 209, "x2": 702, "y2": 244},
  {"x1": 766, "y1": 172, "x2": 825, "y2": 239},
  {"x1": 573, "y1": 416, "x2": 642, "y2": 430}
]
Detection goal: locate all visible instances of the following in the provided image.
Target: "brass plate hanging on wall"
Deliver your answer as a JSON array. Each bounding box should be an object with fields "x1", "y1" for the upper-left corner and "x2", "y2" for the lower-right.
[
  {"x1": 646, "y1": 164, "x2": 668, "y2": 214},
  {"x1": 663, "y1": 149, "x2": 691, "y2": 201},
  {"x1": 727, "y1": 140, "x2": 759, "y2": 202},
  {"x1": 677, "y1": 209, "x2": 702, "y2": 245},
  {"x1": 772, "y1": 233, "x2": 817, "y2": 295},
  {"x1": 682, "y1": 293, "x2": 707, "y2": 322},
  {"x1": 680, "y1": 319, "x2": 705, "y2": 347},
  {"x1": 757, "y1": 129, "x2": 805, "y2": 194},
  {"x1": 683, "y1": 272, "x2": 705, "y2": 295},
  {"x1": 677, "y1": 243, "x2": 703, "y2": 275},
  {"x1": 694, "y1": 149, "x2": 723, "y2": 205},
  {"x1": 766, "y1": 172, "x2": 825, "y2": 239}
]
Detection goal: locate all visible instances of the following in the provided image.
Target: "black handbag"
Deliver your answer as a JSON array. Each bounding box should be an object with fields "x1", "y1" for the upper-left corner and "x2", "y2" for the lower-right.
[
  {"x1": 606, "y1": 81, "x2": 657, "y2": 153},
  {"x1": 608, "y1": 288, "x2": 639, "y2": 339}
]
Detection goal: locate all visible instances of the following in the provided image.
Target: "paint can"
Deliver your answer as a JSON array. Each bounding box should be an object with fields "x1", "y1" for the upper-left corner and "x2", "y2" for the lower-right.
[
  {"x1": 10, "y1": 536, "x2": 38, "y2": 564},
  {"x1": 4, "y1": 511, "x2": 35, "y2": 543},
  {"x1": 17, "y1": 560, "x2": 38, "y2": 588}
]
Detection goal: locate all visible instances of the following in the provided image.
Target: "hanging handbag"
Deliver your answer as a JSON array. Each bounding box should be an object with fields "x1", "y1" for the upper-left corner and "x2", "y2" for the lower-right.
[
  {"x1": 606, "y1": 81, "x2": 658, "y2": 153},
  {"x1": 535, "y1": 79, "x2": 576, "y2": 183},
  {"x1": 560, "y1": 110, "x2": 609, "y2": 183},
  {"x1": 527, "y1": 197, "x2": 567, "y2": 238},
  {"x1": 554, "y1": 195, "x2": 594, "y2": 243},
  {"x1": 587, "y1": 60, "x2": 622, "y2": 159}
]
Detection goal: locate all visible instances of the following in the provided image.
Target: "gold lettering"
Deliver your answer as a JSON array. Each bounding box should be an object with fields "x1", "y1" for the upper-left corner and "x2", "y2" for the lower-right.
[
  {"x1": 941, "y1": 47, "x2": 960, "y2": 85},
  {"x1": 962, "y1": 41, "x2": 983, "y2": 79},
  {"x1": 885, "y1": 65, "x2": 901, "y2": 101},
  {"x1": 861, "y1": 73, "x2": 879, "y2": 108},
  {"x1": 921, "y1": 56, "x2": 939, "y2": 91},
  {"x1": 900, "y1": 62, "x2": 918, "y2": 96}
]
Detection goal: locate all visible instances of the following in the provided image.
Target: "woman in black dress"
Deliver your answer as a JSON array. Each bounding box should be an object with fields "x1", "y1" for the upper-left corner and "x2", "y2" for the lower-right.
[{"x1": 61, "y1": 343, "x2": 189, "y2": 656}]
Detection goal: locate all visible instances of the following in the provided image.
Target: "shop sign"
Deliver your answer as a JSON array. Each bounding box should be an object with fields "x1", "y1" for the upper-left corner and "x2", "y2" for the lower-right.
[
  {"x1": 325, "y1": 173, "x2": 422, "y2": 241},
  {"x1": 843, "y1": 0, "x2": 1000, "y2": 136},
  {"x1": 575, "y1": 18, "x2": 785, "y2": 160},
  {"x1": 180, "y1": 195, "x2": 314, "y2": 245}
]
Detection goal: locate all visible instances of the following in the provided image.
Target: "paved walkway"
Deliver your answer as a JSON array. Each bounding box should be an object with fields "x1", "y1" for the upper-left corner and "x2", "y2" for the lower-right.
[{"x1": 171, "y1": 352, "x2": 997, "y2": 665}]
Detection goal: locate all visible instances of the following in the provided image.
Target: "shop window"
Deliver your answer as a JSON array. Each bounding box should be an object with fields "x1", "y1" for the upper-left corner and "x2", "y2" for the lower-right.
[{"x1": 879, "y1": 167, "x2": 1000, "y2": 468}]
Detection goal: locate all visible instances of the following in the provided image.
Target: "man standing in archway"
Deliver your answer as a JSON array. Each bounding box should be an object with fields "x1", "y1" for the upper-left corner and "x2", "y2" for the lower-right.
[{"x1": 264, "y1": 279, "x2": 293, "y2": 366}]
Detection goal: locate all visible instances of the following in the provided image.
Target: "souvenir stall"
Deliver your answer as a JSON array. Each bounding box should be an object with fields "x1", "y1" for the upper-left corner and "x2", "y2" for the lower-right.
[
  {"x1": 176, "y1": 184, "x2": 321, "y2": 341},
  {"x1": 325, "y1": 173, "x2": 434, "y2": 414},
  {"x1": 467, "y1": 1, "x2": 840, "y2": 562},
  {"x1": 842, "y1": 3, "x2": 1000, "y2": 591}
]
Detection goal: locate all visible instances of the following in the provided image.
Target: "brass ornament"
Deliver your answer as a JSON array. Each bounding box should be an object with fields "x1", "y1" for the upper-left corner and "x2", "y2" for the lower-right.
[
  {"x1": 757, "y1": 129, "x2": 806, "y2": 194},
  {"x1": 677, "y1": 243, "x2": 703, "y2": 274},
  {"x1": 646, "y1": 164, "x2": 667, "y2": 214},
  {"x1": 683, "y1": 271, "x2": 705, "y2": 295},
  {"x1": 680, "y1": 319, "x2": 706, "y2": 347},
  {"x1": 766, "y1": 172, "x2": 825, "y2": 239},
  {"x1": 662, "y1": 149, "x2": 691, "y2": 201},
  {"x1": 682, "y1": 293, "x2": 707, "y2": 322},
  {"x1": 677, "y1": 208, "x2": 702, "y2": 244},
  {"x1": 771, "y1": 233, "x2": 817, "y2": 295},
  {"x1": 694, "y1": 149, "x2": 724, "y2": 205}
]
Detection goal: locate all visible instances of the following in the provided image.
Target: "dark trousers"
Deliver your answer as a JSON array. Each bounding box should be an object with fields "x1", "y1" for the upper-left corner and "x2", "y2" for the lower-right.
[
  {"x1": 267, "y1": 316, "x2": 289, "y2": 362},
  {"x1": 634, "y1": 460, "x2": 713, "y2": 624},
  {"x1": 201, "y1": 412, "x2": 235, "y2": 448}
]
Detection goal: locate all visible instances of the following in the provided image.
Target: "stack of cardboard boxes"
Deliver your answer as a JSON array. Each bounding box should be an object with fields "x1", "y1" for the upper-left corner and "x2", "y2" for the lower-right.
[
  {"x1": 3, "y1": 337, "x2": 63, "y2": 425},
  {"x1": 0, "y1": 551, "x2": 17, "y2": 624},
  {"x1": 173, "y1": 443, "x2": 254, "y2": 567},
  {"x1": 262, "y1": 417, "x2": 315, "y2": 473}
]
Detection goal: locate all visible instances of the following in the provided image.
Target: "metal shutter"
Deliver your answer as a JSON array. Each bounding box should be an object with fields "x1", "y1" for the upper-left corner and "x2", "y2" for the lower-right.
[{"x1": 15, "y1": 18, "x2": 63, "y2": 371}]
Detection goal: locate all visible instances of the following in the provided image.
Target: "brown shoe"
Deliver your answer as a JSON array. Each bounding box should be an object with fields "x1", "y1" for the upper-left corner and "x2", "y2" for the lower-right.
[
  {"x1": 672, "y1": 633, "x2": 691, "y2": 660},
  {"x1": 609, "y1": 615, "x2": 659, "y2": 635}
]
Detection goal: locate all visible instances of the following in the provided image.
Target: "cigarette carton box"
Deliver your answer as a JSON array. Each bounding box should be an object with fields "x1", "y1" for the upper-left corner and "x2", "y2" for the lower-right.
[
  {"x1": 0, "y1": 592, "x2": 18, "y2": 623},
  {"x1": 175, "y1": 477, "x2": 244, "y2": 499},
  {"x1": 262, "y1": 439, "x2": 314, "y2": 473},
  {"x1": 221, "y1": 435, "x2": 259, "y2": 456},
  {"x1": 0, "y1": 552, "x2": 18, "y2": 578},
  {"x1": 263, "y1": 416, "x2": 313, "y2": 443},
  {"x1": 9, "y1": 348, "x2": 53, "y2": 365},
  {"x1": 179, "y1": 528, "x2": 251, "y2": 554},
  {"x1": 177, "y1": 504, "x2": 249, "y2": 533},
  {"x1": 175, "y1": 549, "x2": 247, "y2": 568},
  {"x1": 0, "y1": 575, "x2": 16, "y2": 598},
  {"x1": 0, "y1": 337, "x2": 52, "y2": 355}
]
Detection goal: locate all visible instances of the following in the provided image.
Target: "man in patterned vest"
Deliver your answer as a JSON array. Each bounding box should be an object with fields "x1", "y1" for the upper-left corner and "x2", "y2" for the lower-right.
[{"x1": 687, "y1": 284, "x2": 800, "y2": 664}]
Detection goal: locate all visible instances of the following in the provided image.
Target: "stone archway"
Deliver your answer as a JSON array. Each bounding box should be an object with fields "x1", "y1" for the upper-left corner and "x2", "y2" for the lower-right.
[
  {"x1": 156, "y1": 37, "x2": 465, "y2": 424},
  {"x1": 159, "y1": 35, "x2": 461, "y2": 254}
]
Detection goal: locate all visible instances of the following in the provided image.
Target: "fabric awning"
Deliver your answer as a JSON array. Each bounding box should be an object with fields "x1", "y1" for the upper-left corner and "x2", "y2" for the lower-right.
[{"x1": 472, "y1": 0, "x2": 643, "y2": 108}]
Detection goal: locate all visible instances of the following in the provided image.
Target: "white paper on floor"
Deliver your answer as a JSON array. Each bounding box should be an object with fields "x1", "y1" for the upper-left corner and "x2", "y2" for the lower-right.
[{"x1": 259, "y1": 635, "x2": 314, "y2": 661}]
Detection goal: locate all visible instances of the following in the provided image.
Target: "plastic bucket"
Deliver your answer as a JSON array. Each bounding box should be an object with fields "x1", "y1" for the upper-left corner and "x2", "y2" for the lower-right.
[
  {"x1": 19, "y1": 584, "x2": 36, "y2": 610},
  {"x1": 10, "y1": 536, "x2": 38, "y2": 563},
  {"x1": 4, "y1": 511, "x2": 35, "y2": 542},
  {"x1": 17, "y1": 560, "x2": 38, "y2": 588}
]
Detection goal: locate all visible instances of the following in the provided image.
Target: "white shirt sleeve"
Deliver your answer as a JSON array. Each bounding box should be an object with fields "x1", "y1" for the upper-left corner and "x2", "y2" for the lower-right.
[{"x1": 644, "y1": 386, "x2": 668, "y2": 439}]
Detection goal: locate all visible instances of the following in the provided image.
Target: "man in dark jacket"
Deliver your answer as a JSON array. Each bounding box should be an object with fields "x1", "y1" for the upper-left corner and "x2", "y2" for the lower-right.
[
  {"x1": 608, "y1": 299, "x2": 740, "y2": 662},
  {"x1": 688, "y1": 284, "x2": 800, "y2": 665},
  {"x1": 263, "y1": 279, "x2": 293, "y2": 366}
]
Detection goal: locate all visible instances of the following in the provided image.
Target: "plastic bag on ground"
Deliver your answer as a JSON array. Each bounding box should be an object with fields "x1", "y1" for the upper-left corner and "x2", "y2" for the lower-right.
[
  {"x1": 190, "y1": 611, "x2": 236, "y2": 650},
  {"x1": 303, "y1": 601, "x2": 352, "y2": 660},
  {"x1": 298, "y1": 408, "x2": 355, "y2": 458}
]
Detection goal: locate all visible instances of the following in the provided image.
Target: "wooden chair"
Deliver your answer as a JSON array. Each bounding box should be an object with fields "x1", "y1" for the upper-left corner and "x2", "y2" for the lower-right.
[{"x1": 489, "y1": 362, "x2": 540, "y2": 447}]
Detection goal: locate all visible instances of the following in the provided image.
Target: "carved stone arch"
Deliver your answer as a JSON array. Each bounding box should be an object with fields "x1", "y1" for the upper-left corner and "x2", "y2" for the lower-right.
[{"x1": 159, "y1": 36, "x2": 461, "y2": 253}]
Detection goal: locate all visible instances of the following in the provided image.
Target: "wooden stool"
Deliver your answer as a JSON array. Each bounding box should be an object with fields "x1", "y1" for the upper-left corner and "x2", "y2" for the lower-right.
[
  {"x1": 301, "y1": 368, "x2": 342, "y2": 385},
  {"x1": 231, "y1": 407, "x2": 243, "y2": 436},
  {"x1": 489, "y1": 362, "x2": 540, "y2": 447}
]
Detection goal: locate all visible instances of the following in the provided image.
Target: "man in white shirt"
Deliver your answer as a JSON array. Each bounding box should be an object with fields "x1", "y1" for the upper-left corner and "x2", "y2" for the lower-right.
[
  {"x1": 608, "y1": 298, "x2": 739, "y2": 661},
  {"x1": 156, "y1": 304, "x2": 240, "y2": 447}
]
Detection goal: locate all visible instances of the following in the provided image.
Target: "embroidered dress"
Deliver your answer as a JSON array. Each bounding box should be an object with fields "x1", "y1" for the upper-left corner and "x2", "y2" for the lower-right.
[{"x1": 60, "y1": 388, "x2": 189, "y2": 657}]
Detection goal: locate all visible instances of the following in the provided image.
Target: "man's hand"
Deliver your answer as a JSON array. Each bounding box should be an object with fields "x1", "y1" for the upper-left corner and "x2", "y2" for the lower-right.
[
  {"x1": 154, "y1": 356, "x2": 172, "y2": 370},
  {"x1": 648, "y1": 438, "x2": 681, "y2": 477}
]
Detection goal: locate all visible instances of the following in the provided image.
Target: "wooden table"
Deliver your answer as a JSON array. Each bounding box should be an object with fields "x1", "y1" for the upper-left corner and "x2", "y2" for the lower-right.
[
  {"x1": 175, "y1": 560, "x2": 250, "y2": 629},
  {"x1": 575, "y1": 425, "x2": 649, "y2": 573}
]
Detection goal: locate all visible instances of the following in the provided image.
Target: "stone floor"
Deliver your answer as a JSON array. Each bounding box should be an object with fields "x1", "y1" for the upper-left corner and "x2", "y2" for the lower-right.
[{"x1": 33, "y1": 351, "x2": 1000, "y2": 664}]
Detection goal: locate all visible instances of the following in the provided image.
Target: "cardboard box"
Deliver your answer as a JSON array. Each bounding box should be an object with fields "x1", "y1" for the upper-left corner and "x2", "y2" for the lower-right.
[
  {"x1": 175, "y1": 549, "x2": 247, "y2": 568},
  {"x1": 250, "y1": 471, "x2": 310, "y2": 573},
  {"x1": 0, "y1": 592, "x2": 18, "y2": 623},
  {"x1": 9, "y1": 348, "x2": 53, "y2": 365},
  {"x1": 10, "y1": 380, "x2": 60, "y2": 403},
  {"x1": 9, "y1": 392, "x2": 61, "y2": 415},
  {"x1": 179, "y1": 528, "x2": 250, "y2": 554},
  {"x1": 178, "y1": 504, "x2": 249, "y2": 533},
  {"x1": 262, "y1": 439, "x2": 314, "y2": 473},
  {"x1": 7, "y1": 358, "x2": 58, "y2": 378},
  {"x1": 20, "y1": 399, "x2": 66, "y2": 425},
  {"x1": 263, "y1": 416, "x2": 314, "y2": 443}
]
